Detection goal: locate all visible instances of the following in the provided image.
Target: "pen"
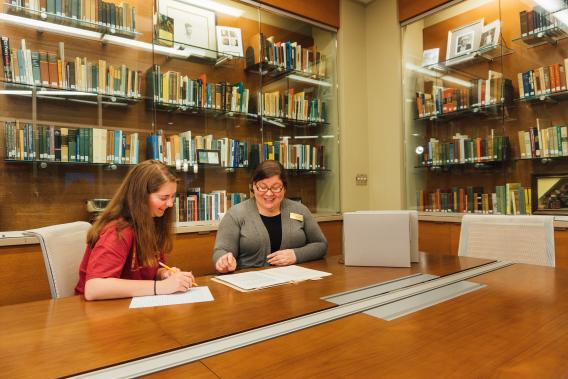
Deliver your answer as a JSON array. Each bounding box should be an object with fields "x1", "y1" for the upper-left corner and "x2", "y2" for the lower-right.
[{"x1": 159, "y1": 262, "x2": 198, "y2": 286}]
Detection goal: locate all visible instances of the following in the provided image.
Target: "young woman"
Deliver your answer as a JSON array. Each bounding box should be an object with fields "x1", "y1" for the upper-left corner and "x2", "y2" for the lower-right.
[
  {"x1": 75, "y1": 160, "x2": 195, "y2": 300},
  {"x1": 213, "y1": 160, "x2": 327, "y2": 273}
]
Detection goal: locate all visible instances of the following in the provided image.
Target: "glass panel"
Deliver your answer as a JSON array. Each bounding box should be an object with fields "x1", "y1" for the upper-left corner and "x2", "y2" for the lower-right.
[
  {"x1": 403, "y1": 0, "x2": 515, "y2": 215},
  {"x1": 0, "y1": 0, "x2": 153, "y2": 229},
  {"x1": 258, "y1": 7, "x2": 339, "y2": 214}
]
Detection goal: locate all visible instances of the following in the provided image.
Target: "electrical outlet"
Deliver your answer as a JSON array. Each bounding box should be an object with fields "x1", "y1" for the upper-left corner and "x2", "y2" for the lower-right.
[{"x1": 355, "y1": 174, "x2": 368, "y2": 186}]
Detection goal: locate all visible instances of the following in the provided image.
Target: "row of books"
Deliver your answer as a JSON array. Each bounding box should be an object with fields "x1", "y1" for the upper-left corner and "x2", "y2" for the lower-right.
[
  {"x1": 248, "y1": 33, "x2": 327, "y2": 77},
  {"x1": 259, "y1": 89, "x2": 327, "y2": 123},
  {"x1": 4, "y1": 121, "x2": 139, "y2": 164},
  {"x1": 517, "y1": 119, "x2": 568, "y2": 159},
  {"x1": 146, "y1": 131, "x2": 250, "y2": 168},
  {"x1": 1, "y1": 37, "x2": 142, "y2": 98},
  {"x1": 10, "y1": 0, "x2": 137, "y2": 33},
  {"x1": 417, "y1": 183, "x2": 532, "y2": 215},
  {"x1": 517, "y1": 60, "x2": 568, "y2": 98},
  {"x1": 146, "y1": 67, "x2": 249, "y2": 113},
  {"x1": 146, "y1": 130, "x2": 326, "y2": 170},
  {"x1": 519, "y1": 5, "x2": 567, "y2": 39},
  {"x1": 415, "y1": 72, "x2": 512, "y2": 118},
  {"x1": 175, "y1": 189, "x2": 248, "y2": 223},
  {"x1": 419, "y1": 133, "x2": 508, "y2": 166}
]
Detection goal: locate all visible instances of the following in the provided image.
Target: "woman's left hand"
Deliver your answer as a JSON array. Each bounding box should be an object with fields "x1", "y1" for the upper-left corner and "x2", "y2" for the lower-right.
[{"x1": 267, "y1": 249, "x2": 297, "y2": 266}]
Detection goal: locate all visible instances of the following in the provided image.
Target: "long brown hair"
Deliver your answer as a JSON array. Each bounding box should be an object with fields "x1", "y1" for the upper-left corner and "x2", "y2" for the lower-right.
[{"x1": 87, "y1": 160, "x2": 178, "y2": 267}]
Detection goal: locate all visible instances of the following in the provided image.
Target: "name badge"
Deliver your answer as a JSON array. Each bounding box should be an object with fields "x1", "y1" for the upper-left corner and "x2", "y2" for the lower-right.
[{"x1": 290, "y1": 212, "x2": 304, "y2": 222}]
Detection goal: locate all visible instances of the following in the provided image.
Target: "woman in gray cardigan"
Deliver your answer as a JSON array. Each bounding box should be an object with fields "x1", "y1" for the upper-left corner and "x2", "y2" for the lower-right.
[{"x1": 213, "y1": 160, "x2": 327, "y2": 273}]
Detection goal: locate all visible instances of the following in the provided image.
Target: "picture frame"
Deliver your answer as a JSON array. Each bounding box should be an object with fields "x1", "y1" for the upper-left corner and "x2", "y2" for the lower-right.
[
  {"x1": 479, "y1": 20, "x2": 501, "y2": 50},
  {"x1": 158, "y1": 0, "x2": 217, "y2": 58},
  {"x1": 533, "y1": 174, "x2": 568, "y2": 215},
  {"x1": 446, "y1": 19, "x2": 484, "y2": 63},
  {"x1": 216, "y1": 26, "x2": 244, "y2": 57},
  {"x1": 421, "y1": 48, "x2": 440, "y2": 67},
  {"x1": 196, "y1": 149, "x2": 221, "y2": 166}
]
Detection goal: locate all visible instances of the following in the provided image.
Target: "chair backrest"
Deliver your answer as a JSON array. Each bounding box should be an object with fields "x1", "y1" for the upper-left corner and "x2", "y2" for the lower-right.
[
  {"x1": 25, "y1": 221, "x2": 91, "y2": 299},
  {"x1": 458, "y1": 215, "x2": 555, "y2": 267}
]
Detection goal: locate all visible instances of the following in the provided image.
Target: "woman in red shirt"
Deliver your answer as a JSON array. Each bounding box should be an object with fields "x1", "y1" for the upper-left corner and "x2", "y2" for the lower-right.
[{"x1": 75, "y1": 160, "x2": 195, "y2": 300}]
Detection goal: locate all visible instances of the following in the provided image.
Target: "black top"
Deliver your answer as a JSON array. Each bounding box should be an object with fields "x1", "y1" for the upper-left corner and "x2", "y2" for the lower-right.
[{"x1": 260, "y1": 213, "x2": 282, "y2": 253}]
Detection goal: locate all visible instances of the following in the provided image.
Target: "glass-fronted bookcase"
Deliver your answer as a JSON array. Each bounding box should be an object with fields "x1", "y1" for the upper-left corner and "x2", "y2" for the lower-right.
[
  {"x1": 402, "y1": 0, "x2": 568, "y2": 216},
  {"x1": 0, "y1": 0, "x2": 339, "y2": 230}
]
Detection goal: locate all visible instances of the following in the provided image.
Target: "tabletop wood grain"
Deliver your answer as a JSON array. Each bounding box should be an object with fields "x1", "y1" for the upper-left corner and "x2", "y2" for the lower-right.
[{"x1": 0, "y1": 253, "x2": 491, "y2": 378}]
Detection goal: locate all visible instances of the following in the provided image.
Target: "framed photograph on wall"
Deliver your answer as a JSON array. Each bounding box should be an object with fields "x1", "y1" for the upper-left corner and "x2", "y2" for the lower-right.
[
  {"x1": 158, "y1": 0, "x2": 217, "y2": 58},
  {"x1": 216, "y1": 26, "x2": 244, "y2": 57},
  {"x1": 479, "y1": 20, "x2": 501, "y2": 50},
  {"x1": 446, "y1": 19, "x2": 484, "y2": 63}
]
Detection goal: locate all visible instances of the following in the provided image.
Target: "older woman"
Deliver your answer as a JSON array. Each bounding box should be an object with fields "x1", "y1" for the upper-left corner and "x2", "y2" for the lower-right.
[{"x1": 212, "y1": 160, "x2": 327, "y2": 273}]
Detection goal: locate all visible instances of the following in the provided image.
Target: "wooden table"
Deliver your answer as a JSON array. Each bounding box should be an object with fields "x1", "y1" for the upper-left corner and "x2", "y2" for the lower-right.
[
  {"x1": 161, "y1": 263, "x2": 568, "y2": 378},
  {"x1": 0, "y1": 254, "x2": 490, "y2": 378}
]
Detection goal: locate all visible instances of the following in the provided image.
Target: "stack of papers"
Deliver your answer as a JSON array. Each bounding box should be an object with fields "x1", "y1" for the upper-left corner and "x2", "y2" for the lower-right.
[{"x1": 213, "y1": 265, "x2": 332, "y2": 292}]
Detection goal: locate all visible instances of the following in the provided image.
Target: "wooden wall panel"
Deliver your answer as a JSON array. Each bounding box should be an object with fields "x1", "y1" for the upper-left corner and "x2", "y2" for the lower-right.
[
  {"x1": 0, "y1": 243, "x2": 50, "y2": 306},
  {"x1": 320, "y1": 220, "x2": 342, "y2": 257},
  {"x1": 259, "y1": 0, "x2": 339, "y2": 28},
  {"x1": 418, "y1": 221, "x2": 452, "y2": 254},
  {"x1": 398, "y1": 0, "x2": 451, "y2": 23}
]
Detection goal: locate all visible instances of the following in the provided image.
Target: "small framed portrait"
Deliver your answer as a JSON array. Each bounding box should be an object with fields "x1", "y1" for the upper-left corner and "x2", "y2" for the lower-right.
[
  {"x1": 197, "y1": 149, "x2": 221, "y2": 166},
  {"x1": 479, "y1": 20, "x2": 501, "y2": 49},
  {"x1": 421, "y1": 48, "x2": 440, "y2": 67},
  {"x1": 446, "y1": 19, "x2": 484, "y2": 61},
  {"x1": 216, "y1": 26, "x2": 243, "y2": 57}
]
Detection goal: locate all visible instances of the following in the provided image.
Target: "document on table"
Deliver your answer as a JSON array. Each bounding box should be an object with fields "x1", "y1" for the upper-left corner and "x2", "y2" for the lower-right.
[
  {"x1": 129, "y1": 286, "x2": 214, "y2": 308},
  {"x1": 213, "y1": 265, "x2": 332, "y2": 291}
]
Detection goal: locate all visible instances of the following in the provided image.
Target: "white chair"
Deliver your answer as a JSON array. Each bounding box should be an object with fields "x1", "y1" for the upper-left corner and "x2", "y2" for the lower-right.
[
  {"x1": 25, "y1": 221, "x2": 91, "y2": 298},
  {"x1": 458, "y1": 215, "x2": 555, "y2": 267}
]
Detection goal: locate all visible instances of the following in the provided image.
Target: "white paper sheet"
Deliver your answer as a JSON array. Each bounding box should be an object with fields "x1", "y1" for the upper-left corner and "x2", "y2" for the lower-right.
[
  {"x1": 129, "y1": 286, "x2": 214, "y2": 308},
  {"x1": 214, "y1": 265, "x2": 332, "y2": 291}
]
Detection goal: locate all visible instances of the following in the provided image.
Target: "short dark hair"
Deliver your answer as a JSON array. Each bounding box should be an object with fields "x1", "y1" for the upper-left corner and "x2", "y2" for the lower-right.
[{"x1": 251, "y1": 160, "x2": 288, "y2": 189}]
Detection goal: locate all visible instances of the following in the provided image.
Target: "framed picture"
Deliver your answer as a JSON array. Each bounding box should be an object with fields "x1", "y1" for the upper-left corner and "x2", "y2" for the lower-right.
[
  {"x1": 421, "y1": 48, "x2": 439, "y2": 67},
  {"x1": 158, "y1": 0, "x2": 217, "y2": 58},
  {"x1": 533, "y1": 174, "x2": 568, "y2": 215},
  {"x1": 196, "y1": 149, "x2": 221, "y2": 166},
  {"x1": 479, "y1": 20, "x2": 501, "y2": 49},
  {"x1": 216, "y1": 26, "x2": 244, "y2": 57},
  {"x1": 446, "y1": 19, "x2": 484, "y2": 62}
]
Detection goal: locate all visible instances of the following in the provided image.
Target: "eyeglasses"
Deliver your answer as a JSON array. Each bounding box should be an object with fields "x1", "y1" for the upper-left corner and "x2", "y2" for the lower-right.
[{"x1": 255, "y1": 183, "x2": 284, "y2": 193}]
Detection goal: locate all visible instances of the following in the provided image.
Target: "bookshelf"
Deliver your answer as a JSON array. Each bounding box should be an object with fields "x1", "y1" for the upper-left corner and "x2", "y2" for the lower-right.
[
  {"x1": 403, "y1": 0, "x2": 568, "y2": 217},
  {"x1": 0, "y1": 0, "x2": 339, "y2": 230}
]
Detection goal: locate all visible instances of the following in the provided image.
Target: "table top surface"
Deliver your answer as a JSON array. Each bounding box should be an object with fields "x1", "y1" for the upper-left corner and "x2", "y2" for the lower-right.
[
  {"x1": 1, "y1": 253, "x2": 498, "y2": 378},
  {"x1": 195, "y1": 263, "x2": 568, "y2": 378}
]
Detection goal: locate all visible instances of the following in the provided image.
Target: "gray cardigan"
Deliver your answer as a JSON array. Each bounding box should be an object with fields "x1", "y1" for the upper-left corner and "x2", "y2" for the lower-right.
[{"x1": 212, "y1": 198, "x2": 327, "y2": 269}]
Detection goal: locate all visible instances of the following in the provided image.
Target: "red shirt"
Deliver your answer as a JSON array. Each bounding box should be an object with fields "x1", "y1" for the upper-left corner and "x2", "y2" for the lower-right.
[{"x1": 75, "y1": 222, "x2": 161, "y2": 295}]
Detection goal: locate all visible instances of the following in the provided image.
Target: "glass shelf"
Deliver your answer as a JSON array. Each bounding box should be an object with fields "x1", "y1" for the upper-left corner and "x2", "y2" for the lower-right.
[
  {"x1": 260, "y1": 115, "x2": 329, "y2": 128},
  {"x1": 415, "y1": 160, "x2": 504, "y2": 170},
  {"x1": 514, "y1": 156, "x2": 568, "y2": 163},
  {"x1": 4, "y1": 159, "x2": 135, "y2": 169},
  {"x1": 514, "y1": 89, "x2": 568, "y2": 104},
  {"x1": 422, "y1": 43, "x2": 514, "y2": 71},
  {"x1": 153, "y1": 37, "x2": 246, "y2": 65},
  {"x1": 246, "y1": 62, "x2": 330, "y2": 86},
  {"x1": 0, "y1": 80, "x2": 141, "y2": 106},
  {"x1": 415, "y1": 102, "x2": 505, "y2": 121},
  {"x1": 4, "y1": 2, "x2": 140, "y2": 38}
]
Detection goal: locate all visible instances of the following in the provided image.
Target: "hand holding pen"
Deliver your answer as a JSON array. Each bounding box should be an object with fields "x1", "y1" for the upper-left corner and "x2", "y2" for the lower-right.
[{"x1": 157, "y1": 262, "x2": 197, "y2": 294}]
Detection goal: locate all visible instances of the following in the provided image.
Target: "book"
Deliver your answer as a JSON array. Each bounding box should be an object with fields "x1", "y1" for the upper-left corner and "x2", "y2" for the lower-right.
[
  {"x1": 212, "y1": 265, "x2": 332, "y2": 292},
  {"x1": 156, "y1": 13, "x2": 173, "y2": 47}
]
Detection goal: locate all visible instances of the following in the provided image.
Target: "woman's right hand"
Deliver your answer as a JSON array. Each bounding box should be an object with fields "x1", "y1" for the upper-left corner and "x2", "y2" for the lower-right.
[
  {"x1": 215, "y1": 252, "x2": 237, "y2": 273},
  {"x1": 157, "y1": 270, "x2": 195, "y2": 294}
]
